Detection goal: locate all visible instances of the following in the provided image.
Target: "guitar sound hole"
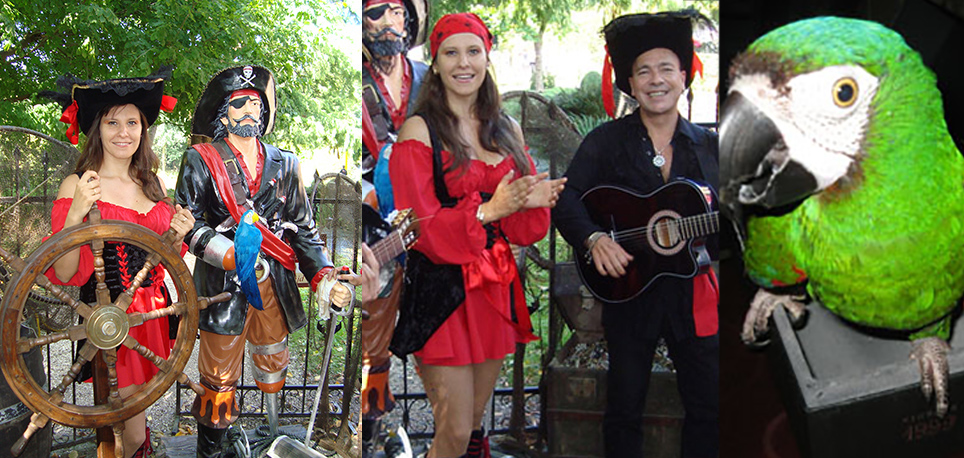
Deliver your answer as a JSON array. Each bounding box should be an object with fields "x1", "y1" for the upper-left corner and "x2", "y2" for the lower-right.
[
  {"x1": 654, "y1": 218, "x2": 681, "y2": 249},
  {"x1": 646, "y1": 209, "x2": 685, "y2": 256}
]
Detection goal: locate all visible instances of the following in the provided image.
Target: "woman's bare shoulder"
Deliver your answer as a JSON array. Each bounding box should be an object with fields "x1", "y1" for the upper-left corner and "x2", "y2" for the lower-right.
[
  {"x1": 57, "y1": 173, "x2": 80, "y2": 199},
  {"x1": 397, "y1": 115, "x2": 431, "y2": 146}
]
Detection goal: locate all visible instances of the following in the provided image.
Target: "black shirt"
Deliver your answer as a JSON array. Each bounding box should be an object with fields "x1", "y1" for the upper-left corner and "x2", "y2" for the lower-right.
[{"x1": 553, "y1": 109, "x2": 719, "y2": 340}]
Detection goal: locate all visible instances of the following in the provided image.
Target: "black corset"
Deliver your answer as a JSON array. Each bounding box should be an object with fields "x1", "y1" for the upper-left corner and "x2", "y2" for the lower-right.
[{"x1": 80, "y1": 241, "x2": 156, "y2": 304}]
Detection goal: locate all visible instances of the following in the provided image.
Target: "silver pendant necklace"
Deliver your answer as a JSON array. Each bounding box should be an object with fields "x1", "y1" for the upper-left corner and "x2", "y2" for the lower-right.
[{"x1": 653, "y1": 142, "x2": 669, "y2": 168}]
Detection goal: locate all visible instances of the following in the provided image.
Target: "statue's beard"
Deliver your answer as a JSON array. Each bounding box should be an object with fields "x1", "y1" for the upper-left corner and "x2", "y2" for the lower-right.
[
  {"x1": 364, "y1": 27, "x2": 408, "y2": 73},
  {"x1": 228, "y1": 115, "x2": 262, "y2": 138}
]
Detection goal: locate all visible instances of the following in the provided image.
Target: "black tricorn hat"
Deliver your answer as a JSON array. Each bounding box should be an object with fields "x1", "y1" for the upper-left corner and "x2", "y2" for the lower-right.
[
  {"x1": 40, "y1": 67, "x2": 175, "y2": 145},
  {"x1": 604, "y1": 12, "x2": 697, "y2": 94},
  {"x1": 362, "y1": 0, "x2": 429, "y2": 49},
  {"x1": 191, "y1": 65, "x2": 277, "y2": 141}
]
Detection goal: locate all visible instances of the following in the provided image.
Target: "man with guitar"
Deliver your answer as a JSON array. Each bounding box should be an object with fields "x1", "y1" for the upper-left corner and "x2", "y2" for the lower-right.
[{"x1": 553, "y1": 12, "x2": 719, "y2": 458}]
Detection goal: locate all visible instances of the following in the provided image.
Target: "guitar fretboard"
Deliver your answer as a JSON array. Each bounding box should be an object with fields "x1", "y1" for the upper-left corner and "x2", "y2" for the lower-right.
[
  {"x1": 372, "y1": 230, "x2": 407, "y2": 264},
  {"x1": 675, "y1": 211, "x2": 719, "y2": 240}
]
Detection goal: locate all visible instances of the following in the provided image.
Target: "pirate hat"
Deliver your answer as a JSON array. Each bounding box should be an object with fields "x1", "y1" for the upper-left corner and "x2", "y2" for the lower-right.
[
  {"x1": 40, "y1": 67, "x2": 176, "y2": 145},
  {"x1": 192, "y1": 65, "x2": 276, "y2": 140},
  {"x1": 362, "y1": 0, "x2": 429, "y2": 49},
  {"x1": 604, "y1": 11, "x2": 701, "y2": 95}
]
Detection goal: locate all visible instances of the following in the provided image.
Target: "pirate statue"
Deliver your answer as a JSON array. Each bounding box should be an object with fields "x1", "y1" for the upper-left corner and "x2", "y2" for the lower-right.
[
  {"x1": 362, "y1": 0, "x2": 428, "y2": 211},
  {"x1": 174, "y1": 65, "x2": 353, "y2": 458}
]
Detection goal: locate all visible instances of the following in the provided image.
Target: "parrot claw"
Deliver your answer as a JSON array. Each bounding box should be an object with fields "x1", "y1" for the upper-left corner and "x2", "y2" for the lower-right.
[
  {"x1": 741, "y1": 289, "x2": 808, "y2": 347},
  {"x1": 910, "y1": 337, "x2": 951, "y2": 418}
]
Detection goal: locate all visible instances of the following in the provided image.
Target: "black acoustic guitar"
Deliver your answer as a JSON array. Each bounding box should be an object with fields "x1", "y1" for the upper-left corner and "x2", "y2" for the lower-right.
[{"x1": 576, "y1": 179, "x2": 718, "y2": 303}]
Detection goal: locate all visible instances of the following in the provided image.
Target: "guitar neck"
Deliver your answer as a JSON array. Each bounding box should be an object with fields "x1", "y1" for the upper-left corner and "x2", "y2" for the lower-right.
[
  {"x1": 677, "y1": 211, "x2": 719, "y2": 240},
  {"x1": 372, "y1": 230, "x2": 407, "y2": 265}
]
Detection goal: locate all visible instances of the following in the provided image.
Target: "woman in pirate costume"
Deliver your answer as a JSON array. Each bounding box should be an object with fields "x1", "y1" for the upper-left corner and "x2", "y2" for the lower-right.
[
  {"x1": 41, "y1": 69, "x2": 193, "y2": 458},
  {"x1": 389, "y1": 13, "x2": 565, "y2": 458}
]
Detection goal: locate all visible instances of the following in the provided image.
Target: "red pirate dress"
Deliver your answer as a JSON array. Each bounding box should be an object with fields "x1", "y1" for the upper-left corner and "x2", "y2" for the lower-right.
[
  {"x1": 45, "y1": 198, "x2": 187, "y2": 388},
  {"x1": 39, "y1": 68, "x2": 181, "y2": 389},
  {"x1": 390, "y1": 138, "x2": 549, "y2": 366}
]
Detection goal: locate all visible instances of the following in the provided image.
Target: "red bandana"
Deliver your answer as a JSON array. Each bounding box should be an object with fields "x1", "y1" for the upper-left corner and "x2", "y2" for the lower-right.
[
  {"x1": 230, "y1": 89, "x2": 261, "y2": 100},
  {"x1": 429, "y1": 13, "x2": 493, "y2": 58},
  {"x1": 364, "y1": 0, "x2": 403, "y2": 8}
]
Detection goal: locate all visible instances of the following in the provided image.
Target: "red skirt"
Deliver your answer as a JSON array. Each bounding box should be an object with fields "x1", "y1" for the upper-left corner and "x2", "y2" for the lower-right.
[
  {"x1": 414, "y1": 241, "x2": 537, "y2": 366},
  {"x1": 115, "y1": 281, "x2": 173, "y2": 388}
]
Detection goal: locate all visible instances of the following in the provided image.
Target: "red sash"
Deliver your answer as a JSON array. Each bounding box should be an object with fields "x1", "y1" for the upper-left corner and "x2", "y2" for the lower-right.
[{"x1": 194, "y1": 143, "x2": 297, "y2": 271}]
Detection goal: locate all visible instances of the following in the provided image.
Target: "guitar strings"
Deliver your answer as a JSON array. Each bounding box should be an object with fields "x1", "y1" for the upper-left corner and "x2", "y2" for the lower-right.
[
  {"x1": 611, "y1": 212, "x2": 719, "y2": 244},
  {"x1": 369, "y1": 214, "x2": 434, "y2": 261}
]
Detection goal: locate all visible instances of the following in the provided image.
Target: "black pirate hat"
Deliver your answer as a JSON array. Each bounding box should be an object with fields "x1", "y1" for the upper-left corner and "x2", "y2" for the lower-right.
[
  {"x1": 40, "y1": 67, "x2": 176, "y2": 145},
  {"x1": 604, "y1": 11, "x2": 702, "y2": 95},
  {"x1": 191, "y1": 65, "x2": 277, "y2": 141},
  {"x1": 362, "y1": 0, "x2": 429, "y2": 50}
]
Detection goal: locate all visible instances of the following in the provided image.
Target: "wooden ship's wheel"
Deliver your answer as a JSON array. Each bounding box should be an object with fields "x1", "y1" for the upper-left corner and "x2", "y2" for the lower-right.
[{"x1": 0, "y1": 204, "x2": 229, "y2": 457}]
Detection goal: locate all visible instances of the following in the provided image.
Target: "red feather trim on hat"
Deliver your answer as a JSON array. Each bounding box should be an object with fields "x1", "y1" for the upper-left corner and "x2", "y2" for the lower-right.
[
  {"x1": 60, "y1": 101, "x2": 80, "y2": 145},
  {"x1": 602, "y1": 46, "x2": 616, "y2": 119},
  {"x1": 160, "y1": 95, "x2": 177, "y2": 112}
]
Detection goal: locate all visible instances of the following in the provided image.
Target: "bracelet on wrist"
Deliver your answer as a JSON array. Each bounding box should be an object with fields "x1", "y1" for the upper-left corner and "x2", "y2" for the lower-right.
[
  {"x1": 586, "y1": 231, "x2": 605, "y2": 252},
  {"x1": 476, "y1": 204, "x2": 485, "y2": 224}
]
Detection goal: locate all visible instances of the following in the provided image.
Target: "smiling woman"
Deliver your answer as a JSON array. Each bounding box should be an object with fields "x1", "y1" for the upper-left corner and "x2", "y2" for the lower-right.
[
  {"x1": 39, "y1": 70, "x2": 193, "y2": 458},
  {"x1": 386, "y1": 12, "x2": 567, "y2": 458}
]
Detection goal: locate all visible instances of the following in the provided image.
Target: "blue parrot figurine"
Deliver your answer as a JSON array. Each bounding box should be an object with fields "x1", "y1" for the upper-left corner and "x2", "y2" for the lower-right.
[{"x1": 236, "y1": 209, "x2": 264, "y2": 310}]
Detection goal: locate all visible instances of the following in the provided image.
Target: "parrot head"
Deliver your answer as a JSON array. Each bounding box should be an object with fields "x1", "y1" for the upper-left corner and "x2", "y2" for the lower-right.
[
  {"x1": 720, "y1": 17, "x2": 943, "y2": 217},
  {"x1": 242, "y1": 210, "x2": 260, "y2": 225}
]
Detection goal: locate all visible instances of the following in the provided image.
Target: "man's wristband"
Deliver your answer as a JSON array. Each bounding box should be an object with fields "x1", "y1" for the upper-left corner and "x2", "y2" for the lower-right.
[{"x1": 585, "y1": 231, "x2": 605, "y2": 252}]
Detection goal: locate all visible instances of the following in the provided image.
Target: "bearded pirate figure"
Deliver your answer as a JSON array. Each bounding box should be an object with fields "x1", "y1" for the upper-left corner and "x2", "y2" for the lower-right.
[
  {"x1": 175, "y1": 65, "x2": 353, "y2": 458},
  {"x1": 362, "y1": 0, "x2": 428, "y2": 210}
]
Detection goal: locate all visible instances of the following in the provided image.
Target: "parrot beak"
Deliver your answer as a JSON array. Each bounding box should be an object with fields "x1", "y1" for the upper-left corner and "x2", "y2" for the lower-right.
[
  {"x1": 252, "y1": 212, "x2": 260, "y2": 223},
  {"x1": 720, "y1": 91, "x2": 819, "y2": 210}
]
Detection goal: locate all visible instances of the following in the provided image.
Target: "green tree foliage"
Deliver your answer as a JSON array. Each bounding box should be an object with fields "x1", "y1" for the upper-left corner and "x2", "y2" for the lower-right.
[{"x1": 0, "y1": 0, "x2": 360, "y2": 160}]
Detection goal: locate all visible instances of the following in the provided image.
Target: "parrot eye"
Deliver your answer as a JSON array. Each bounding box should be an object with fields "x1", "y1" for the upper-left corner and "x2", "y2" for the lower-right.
[{"x1": 832, "y1": 77, "x2": 858, "y2": 107}]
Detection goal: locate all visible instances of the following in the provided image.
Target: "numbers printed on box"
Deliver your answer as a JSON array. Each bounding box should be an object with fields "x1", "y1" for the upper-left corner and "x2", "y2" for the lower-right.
[{"x1": 901, "y1": 407, "x2": 957, "y2": 442}]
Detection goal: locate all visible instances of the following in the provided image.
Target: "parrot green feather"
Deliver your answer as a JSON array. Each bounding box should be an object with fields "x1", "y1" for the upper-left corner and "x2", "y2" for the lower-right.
[{"x1": 741, "y1": 17, "x2": 964, "y2": 339}]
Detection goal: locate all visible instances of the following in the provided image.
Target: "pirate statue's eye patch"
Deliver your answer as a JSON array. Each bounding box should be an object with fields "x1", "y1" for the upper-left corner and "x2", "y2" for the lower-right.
[
  {"x1": 229, "y1": 96, "x2": 258, "y2": 109},
  {"x1": 364, "y1": 4, "x2": 392, "y2": 21}
]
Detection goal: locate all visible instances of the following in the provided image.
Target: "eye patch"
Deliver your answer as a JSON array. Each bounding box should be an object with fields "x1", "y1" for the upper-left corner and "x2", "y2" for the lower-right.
[
  {"x1": 229, "y1": 96, "x2": 258, "y2": 109},
  {"x1": 364, "y1": 4, "x2": 392, "y2": 21}
]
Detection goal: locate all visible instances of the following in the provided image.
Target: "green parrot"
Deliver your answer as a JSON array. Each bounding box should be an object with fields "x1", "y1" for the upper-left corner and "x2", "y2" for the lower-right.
[{"x1": 720, "y1": 16, "x2": 964, "y2": 417}]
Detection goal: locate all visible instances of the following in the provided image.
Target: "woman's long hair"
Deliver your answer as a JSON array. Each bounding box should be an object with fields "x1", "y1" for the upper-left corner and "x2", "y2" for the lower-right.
[
  {"x1": 73, "y1": 105, "x2": 167, "y2": 203},
  {"x1": 413, "y1": 65, "x2": 530, "y2": 176}
]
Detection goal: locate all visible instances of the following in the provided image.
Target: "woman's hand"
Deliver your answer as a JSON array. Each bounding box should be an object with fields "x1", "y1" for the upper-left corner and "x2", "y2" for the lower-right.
[
  {"x1": 525, "y1": 176, "x2": 567, "y2": 209},
  {"x1": 483, "y1": 170, "x2": 544, "y2": 222},
  {"x1": 169, "y1": 204, "x2": 195, "y2": 245},
  {"x1": 67, "y1": 170, "x2": 101, "y2": 223}
]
